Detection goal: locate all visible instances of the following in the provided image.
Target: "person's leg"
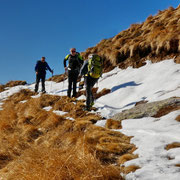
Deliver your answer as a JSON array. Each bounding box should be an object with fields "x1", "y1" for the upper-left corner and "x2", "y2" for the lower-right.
[
  {"x1": 89, "y1": 78, "x2": 98, "y2": 106},
  {"x1": 72, "y1": 71, "x2": 78, "y2": 97},
  {"x1": 41, "y1": 74, "x2": 46, "y2": 92},
  {"x1": 67, "y1": 71, "x2": 73, "y2": 97},
  {"x1": 85, "y1": 76, "x2": 92, "y2": 109},
  {"x1": 35, "y1": 74, "x2": 40, "y2": 92}
]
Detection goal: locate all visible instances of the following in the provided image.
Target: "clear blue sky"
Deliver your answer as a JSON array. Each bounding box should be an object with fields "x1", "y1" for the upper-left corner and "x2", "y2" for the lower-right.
[{"x1": 0, "y1": 0, "x2": 179, "y2": 84}]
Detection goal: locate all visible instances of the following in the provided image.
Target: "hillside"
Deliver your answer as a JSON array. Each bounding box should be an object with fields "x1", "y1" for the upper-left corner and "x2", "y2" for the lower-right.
[
  {"x1": 0, "y1": 59, "x2": 180, "y2": 179},
  {"x1": 0, "y1": 5, "x2": 180, "y2": 180},
  {"x1": 82, "y1": 5, "x2": 180, "y2": 72}
]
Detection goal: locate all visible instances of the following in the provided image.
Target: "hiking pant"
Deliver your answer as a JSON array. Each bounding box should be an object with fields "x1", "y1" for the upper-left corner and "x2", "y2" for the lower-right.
[
  {"x1": 67, "y1": 70, "x2": 79, "y2": 97},
  {"x1": 35, "y1": 73, "x2": 46, "y2": 92},
  {"x1": 85, "y1": 75, "x2": 98, "y2": 108}
]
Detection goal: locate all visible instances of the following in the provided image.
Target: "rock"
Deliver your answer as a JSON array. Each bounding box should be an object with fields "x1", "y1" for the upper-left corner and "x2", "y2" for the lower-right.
[{"x1": 112, "y1": 97, "x2": 180, "y2": 121}]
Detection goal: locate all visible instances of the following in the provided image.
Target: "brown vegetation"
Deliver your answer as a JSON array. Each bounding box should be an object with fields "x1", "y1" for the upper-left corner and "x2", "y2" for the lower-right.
[
  {"x1": 106, "y1": 119, "x2": 122, "y2": 129},
  {"x1": 175, "y1": 114, "x2": 180, "y2": 122},
  {"x1": 153, "y1": 104, "x2": 180, "y2": 118},
  {"x1": 47, "y1": 74, "x2": 67, "y2": 83},
  {"x1": 0, "y1": 81, "x2": 27, "y2": 93},
  {"x1": 0, "y1": 89, "x2": 137, "y2": 179},
  {"x1": 165, "y1": 142, "x2": 180, "y2": 150},
  {"x1": 81, "y1": 5, "x2": 180, "y2": 72}
]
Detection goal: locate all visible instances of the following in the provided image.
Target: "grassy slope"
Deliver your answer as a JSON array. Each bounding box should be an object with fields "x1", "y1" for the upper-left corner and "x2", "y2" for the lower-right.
[
  {"x1": 82, "y1": 6, "x2": 180, "y2": 72},
  {"x1": 0, "y1": 89, "x2": 138, "y2": 179}
]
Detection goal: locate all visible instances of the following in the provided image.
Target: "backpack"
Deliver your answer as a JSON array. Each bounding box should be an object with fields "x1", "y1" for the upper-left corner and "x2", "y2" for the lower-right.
[
  {"x1": 68, "y1": 52, "x2": 81, "y2": 71},
  {"x1": 88, "y1": 54, "x2": 103, "y2": 78}
]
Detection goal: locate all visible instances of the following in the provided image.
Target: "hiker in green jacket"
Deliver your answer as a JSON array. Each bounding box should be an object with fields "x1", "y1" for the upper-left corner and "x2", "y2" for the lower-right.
[{"x1": 64, "y1": 48, "x2": 83, "y2": 98}]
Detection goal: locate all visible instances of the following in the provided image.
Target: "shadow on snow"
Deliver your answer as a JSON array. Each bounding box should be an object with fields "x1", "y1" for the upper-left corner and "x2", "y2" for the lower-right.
[{"x1": 111, "y1": 81, "x2": 142, "y2": 93}]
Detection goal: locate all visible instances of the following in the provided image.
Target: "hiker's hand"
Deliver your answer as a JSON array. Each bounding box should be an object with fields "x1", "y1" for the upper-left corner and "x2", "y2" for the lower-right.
[
  {"x1": 65, "y1": 67, "x2": 68, "y2": 71},
  {"x1": 36, "y1": 72, "x2": 38, "y2": 75}
]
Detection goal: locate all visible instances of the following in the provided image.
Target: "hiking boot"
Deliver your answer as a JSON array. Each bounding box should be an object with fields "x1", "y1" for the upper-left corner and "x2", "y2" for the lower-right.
[{"x1": 42, "y1": 90, "x2": 46, "y2": 94}]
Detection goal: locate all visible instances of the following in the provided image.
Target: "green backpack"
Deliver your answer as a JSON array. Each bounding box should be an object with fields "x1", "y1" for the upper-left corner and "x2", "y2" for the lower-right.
[{"x1": 88, "y1": 54, "x2": 103, "y2": 78}]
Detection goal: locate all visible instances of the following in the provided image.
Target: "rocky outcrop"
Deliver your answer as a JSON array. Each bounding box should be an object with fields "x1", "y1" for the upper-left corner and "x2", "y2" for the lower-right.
[{"x1": 110, "y1": 97, "x2": 180, "y2": 124}]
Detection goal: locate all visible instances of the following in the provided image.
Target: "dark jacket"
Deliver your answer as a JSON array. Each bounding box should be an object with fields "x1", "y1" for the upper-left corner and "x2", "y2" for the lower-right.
[
  {"x1": 64, "y1": 53, "x2": 83, "y2": 71},
  {"x1": 35, "y1": 61, "x2": 52, "y2": 75}
]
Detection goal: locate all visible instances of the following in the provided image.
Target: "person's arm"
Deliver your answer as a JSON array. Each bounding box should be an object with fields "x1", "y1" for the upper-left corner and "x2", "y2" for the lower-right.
[
  {"x1": 80, "y1": 60, "x2": 88, "y2": 76},
  {"x1": 46, "y1": 62, "x2": 53, "y2": 73},
  {"x1": 35, "y1": 61, "x2": 40, "y2": 74},
  {"x1": 64, "y1": 54, "x2": 69, "y2": 68}
]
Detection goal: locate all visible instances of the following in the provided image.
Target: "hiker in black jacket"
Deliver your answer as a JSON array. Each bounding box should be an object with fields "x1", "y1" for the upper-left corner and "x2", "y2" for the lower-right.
[
  {"x1": 35, "y1": 57, "x2": 53, "y2": 93},
  {"x1": 64, "y1": 48, "x2": 83, "y2": 97}
]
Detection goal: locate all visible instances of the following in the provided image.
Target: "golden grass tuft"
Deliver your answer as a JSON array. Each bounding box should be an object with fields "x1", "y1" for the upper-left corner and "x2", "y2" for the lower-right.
[
  {"x1": 82, "y1": 5, "x2": 180, "y2": 72},
  {"x1": 0, "y1": 145, "x2": 123, "y2": 180},
  {"x1": 153, "y1": 104, "x2": 180, "y2": 118},
  {"x1": 175, "y1": 114, "x2": 180, "y2": 122},
  {"x1": 5, "y1": 80, "x2": 27, "y2": 87},
  {"x1": 0, "y1": 90, "x2": 137, "y2": 178},
  {"x1": 118, "y1": 153, "x2": 138, "y2": 165},
  {"x1": 47, "y1": 73, "x2": 67, "y2": 83},
  {"x1": 95, "y1": 88, "x2": 111, "y2": 99},
  {"x1": 121, "y1": 165, "x2": 140, "y2": 174},
  {"x1": 165, "y1": 142, "x2": 180, "y2": 150},
  {"x1": 0, "y1": 85, "x2": 5, "y2": 93},
  {"x1": 106, "y1": 119, "x2": 122, "y2": 129}
]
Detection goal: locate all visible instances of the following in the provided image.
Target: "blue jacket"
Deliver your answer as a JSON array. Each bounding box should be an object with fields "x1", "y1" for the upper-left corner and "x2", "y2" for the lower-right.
[{"x1": 35, "y1": 61, "x2": 52, "y2": 75}]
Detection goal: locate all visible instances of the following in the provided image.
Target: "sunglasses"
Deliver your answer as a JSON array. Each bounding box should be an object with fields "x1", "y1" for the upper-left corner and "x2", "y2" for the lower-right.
[{"x1": 71, "y1": 51, "x2": 76, "y2": 53}]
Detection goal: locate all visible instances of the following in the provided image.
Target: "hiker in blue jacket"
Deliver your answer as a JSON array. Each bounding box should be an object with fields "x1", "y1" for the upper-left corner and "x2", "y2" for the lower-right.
[{"x1": 34, "y1": 57, "x2": 53, "y2": 93}]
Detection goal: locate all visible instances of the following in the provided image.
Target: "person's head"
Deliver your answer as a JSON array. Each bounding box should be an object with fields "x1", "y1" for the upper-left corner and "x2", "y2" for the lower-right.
[
  {"x1": 70, "y1": 48, "x2": 76, "y2": 56},
  {"x1": 41, "y1": 57, "x2": 46, "y2": 62}
]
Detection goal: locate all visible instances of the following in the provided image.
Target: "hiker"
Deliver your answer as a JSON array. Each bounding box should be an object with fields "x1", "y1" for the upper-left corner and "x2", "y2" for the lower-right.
[
  {"x1": 80, "y1": 54, "x2": 103, "y2": 111},
  {"x1": 64, "y1": 48, "x2": 83, "y2": 98},
  {"x1": 34, "y1": 56, "x2": 53, "y2": 93}
]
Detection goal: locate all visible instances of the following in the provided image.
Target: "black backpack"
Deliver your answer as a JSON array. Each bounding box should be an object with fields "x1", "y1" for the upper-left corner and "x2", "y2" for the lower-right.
[{"x1": 68, "y1": 53, "x2": 81, "y2": 71}]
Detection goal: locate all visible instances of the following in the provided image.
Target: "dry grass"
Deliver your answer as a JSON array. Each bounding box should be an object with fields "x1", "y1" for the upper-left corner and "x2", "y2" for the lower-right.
[
  {"x1": 153, "y1": 104, "x2": 180, "y2": 118},
  {"x1": 5, "y1": 80, "x2": 27, "y2": 87},
  {"x1": 106, "y1": 119, "x2": 122, "y2": 129},
  {"x1": 81, "y1": 5, "x2": 180, "y2": 71},
  {"x1": 0, "y1": 89, "x2": 137, "y2": 178},
  {"x1": 165, "y1": 142, "x2": 180, "y2": 150},
  {"x1": 47, "y1": 74, "x2": 67, "y2": 83},
  {"x1": 120, "y1": 165, "x2": 140, "y2": 174},
  {"x1": 118, "y1": 154, "x2": 138, "y2": 165},
  {"x1": 0, "y1": 85, "x2": 5, "y2": 93},
  {"x1": 175, "y1": 115, "x2": 180, "y2": 122},
  {"x1": 1, "y1": 143, "x2": 123, "y2": 180}
]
